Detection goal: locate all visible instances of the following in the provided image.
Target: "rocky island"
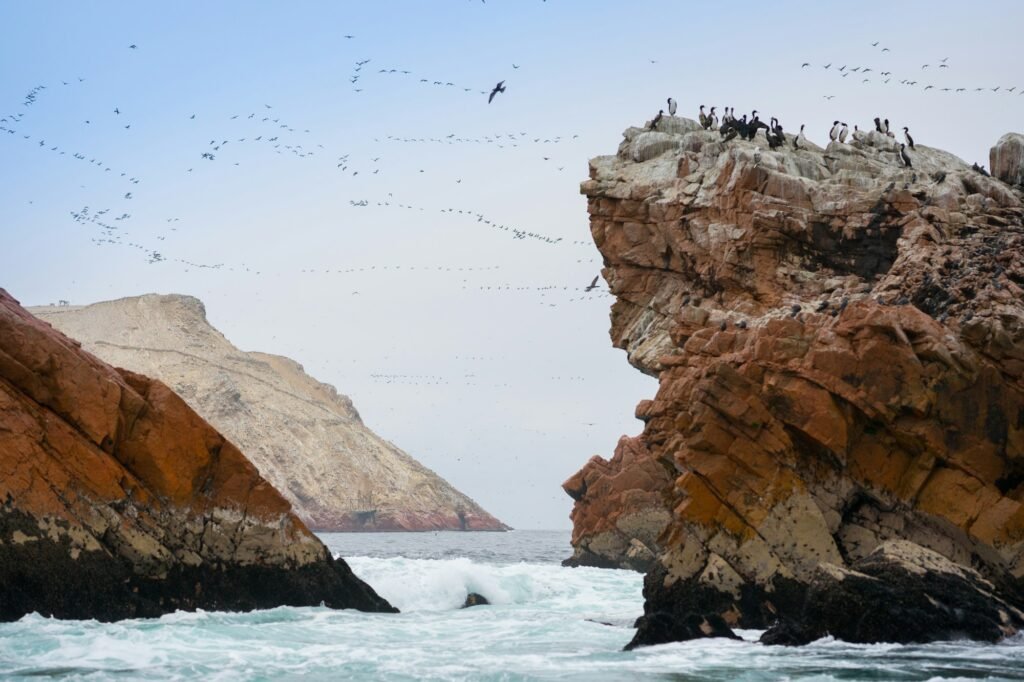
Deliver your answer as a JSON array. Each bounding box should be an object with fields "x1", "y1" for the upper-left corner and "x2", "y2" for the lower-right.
[
  {"x1": 0, "y1": 290, "x2": 396, "y2": 621},
  {"x1": 565, "y1": 116, "x2": 1024, "y2": 645},
  {"x1": 32, "y1": 294, "x2": 507, "y2": 532}
]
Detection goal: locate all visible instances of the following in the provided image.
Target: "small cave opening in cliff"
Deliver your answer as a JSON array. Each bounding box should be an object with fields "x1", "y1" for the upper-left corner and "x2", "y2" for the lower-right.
[{"x1": 801, "y1": 216, "x2": 901, "y2": 281}]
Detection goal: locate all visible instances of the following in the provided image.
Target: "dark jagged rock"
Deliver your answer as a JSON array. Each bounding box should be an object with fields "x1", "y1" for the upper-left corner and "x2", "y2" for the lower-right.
[
  {"x1": 461, "y1": 592, "x2": 490, "y2": 608},
  {"x1": 761, "y1": 541, "x2": 1024, "y2": 645},
  {"x1": 0, "y1": 289, "x2": 396, "y2": 621}
]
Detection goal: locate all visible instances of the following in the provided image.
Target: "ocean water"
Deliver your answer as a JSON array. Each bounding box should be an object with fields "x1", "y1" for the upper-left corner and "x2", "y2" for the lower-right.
[{"x1": 1, "y1": 530, "x2": 1022, "y2": 681}]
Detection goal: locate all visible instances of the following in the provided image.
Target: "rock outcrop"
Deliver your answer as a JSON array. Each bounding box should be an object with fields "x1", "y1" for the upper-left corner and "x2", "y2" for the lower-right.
[
  {"x1": 32, "y1": 295, "x2": 506, "y2": 532},
  {"x1": 566, "y1": 118, "x2": 1024, "y2": 645},
  {"x1": 991, "y1": 133, "x2": 1024, "y2": 188},
  {"x1": 0, "y1": 289, "x2": 396, "y2": 621}
]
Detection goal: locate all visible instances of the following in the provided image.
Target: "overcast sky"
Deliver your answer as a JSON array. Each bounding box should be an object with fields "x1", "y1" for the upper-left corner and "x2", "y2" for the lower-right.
[{"x1": 2, "y1": 1, "x2": 1022, "y2": 529}]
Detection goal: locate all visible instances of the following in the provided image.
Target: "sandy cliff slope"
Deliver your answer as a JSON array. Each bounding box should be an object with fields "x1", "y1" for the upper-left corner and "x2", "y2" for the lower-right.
[{"x1": 33, "y1": 294, "x2": 506, "y2": 532}]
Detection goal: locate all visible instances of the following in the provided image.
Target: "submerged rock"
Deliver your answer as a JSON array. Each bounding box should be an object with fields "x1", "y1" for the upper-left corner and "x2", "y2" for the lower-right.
[
  {"x1": 567, "y1": 118, "x2": 1024, "y2": 646},
  {"x1": 0, "y1": 289, "x2": 396, "y2": 621},
  {"x1": 462, "y1": 592, "x2": 490, "y2": 608}
]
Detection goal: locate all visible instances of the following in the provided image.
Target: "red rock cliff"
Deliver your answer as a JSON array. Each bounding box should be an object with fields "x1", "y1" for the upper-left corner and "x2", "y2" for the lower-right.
[
  {"x1": 0, "y1": 289, "x2": 395, "y2": 621},
  {"x1": 565, "y1": 116, "x2": 1024, "y2": 645}
]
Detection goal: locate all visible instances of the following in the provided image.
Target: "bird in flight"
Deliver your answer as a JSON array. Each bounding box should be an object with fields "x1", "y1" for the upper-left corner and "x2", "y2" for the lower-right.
[
  {"x1": 128, "y1": 44, "x2": 137, "y2": 49},
  {"x1": 488, "y1": 80, "x2": 506, "y2": 103},
  {"x1": 584, "y1": 276, "x2": 599, "y2": 292},
  {"x1": 512, "y1": 64, "x2": 520, "y2": 69}
]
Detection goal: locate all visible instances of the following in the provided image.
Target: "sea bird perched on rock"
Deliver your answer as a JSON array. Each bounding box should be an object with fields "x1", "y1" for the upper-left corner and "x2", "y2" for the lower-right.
[
  {"x1": 698, "y1": 105, "x2": 707, "y2": 128},
  {"x1": 709, "y1": 106, "x2": 718, "y2": 129},
  {"x1": 793, "y1": 124, "x2": 805, "y2": 149},
  {"x1": 487, "y1": 81, "x2": 506, "y2": 103},
  {"x1": 667, "y1": 97, "x2": 677, "y2": 116},
  {"x1": 829, "y1": 121, "x2": 840, "y2": 141},
  {"x1": 767, "y1": 122, "x2": 784, "y2": 149},
  {"x1": 874, "y1": 117, "x2": 883, "y2": 133},
  {"x1": 903, "y1": 127, "x2": 915, "y2": 149},
  {"x1": 649, "y1": 109, "x2": 663, "y2": 130},
  {"x1": 899, "y1": 143, "x2": 912, "y2": 168},
  {"x1": 884, "y1": 119, "x2": 895, "y2": 137},
  {"x1": 839, "y1": 122, "x2": 849, "y2": 143}
]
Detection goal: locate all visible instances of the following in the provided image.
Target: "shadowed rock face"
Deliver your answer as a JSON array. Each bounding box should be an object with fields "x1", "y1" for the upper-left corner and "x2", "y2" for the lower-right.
[
  {"x1": 565, "y1": 118, "x2": 1024, "y2": 645},
  {"x1": 31, "y1": 294, "x2": 507, "y2": 533},
  {"x1": 0, "y1": 290, "x2": 396, "y2": 621}
]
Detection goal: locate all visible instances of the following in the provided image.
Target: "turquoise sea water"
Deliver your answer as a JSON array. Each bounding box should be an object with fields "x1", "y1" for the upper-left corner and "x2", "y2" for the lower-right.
[{"x1": 1, "y1": 530, "x2": 1022, "y2": 681}]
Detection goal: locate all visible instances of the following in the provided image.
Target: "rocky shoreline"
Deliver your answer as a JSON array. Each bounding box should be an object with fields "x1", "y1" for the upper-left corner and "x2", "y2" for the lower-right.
[
  {"x1": 566, "y1": 116, "x2": 1024, "y2": 646},
  {"x1": 0, "y1": 290, "x2": 395, "y2": 621}
]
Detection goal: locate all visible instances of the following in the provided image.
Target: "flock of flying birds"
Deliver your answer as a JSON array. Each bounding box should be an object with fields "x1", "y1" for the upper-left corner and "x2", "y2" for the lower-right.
[
  {"x1": 1, "y1": 42, "x2": 599, "y2": 293},
  {"x1": 804, "y1": 42, "x2": 1021, "y2": 99},
  {"x1": 4, "y1": 33, "x2": 1017, "y2": 328}
]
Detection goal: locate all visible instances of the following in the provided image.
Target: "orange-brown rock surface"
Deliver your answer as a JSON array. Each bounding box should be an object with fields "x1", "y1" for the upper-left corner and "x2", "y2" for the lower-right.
[
  {"x1": 565, "y1": 116, "x2": 1024, "y2": 645},
  {"x1": 0, "y1": 289, "x2": 395, "y2": 621}
]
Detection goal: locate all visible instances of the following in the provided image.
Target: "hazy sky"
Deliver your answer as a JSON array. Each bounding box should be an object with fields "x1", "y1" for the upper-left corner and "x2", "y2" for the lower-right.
[{"x1": 2, "y1": 1, "x2": 1022, "y2": 529}]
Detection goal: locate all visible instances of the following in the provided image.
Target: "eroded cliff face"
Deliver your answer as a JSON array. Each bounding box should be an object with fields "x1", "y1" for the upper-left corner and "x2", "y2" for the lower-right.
[
  {"x1": 32, "y1": 295, "x2": 506, "y2": 532},
  {"x1": 566, "y1": 116, "x2": 1024, "y2": 644},
  {"x1": 0, "y1": 290, "x2": 396, "y2": 621}
]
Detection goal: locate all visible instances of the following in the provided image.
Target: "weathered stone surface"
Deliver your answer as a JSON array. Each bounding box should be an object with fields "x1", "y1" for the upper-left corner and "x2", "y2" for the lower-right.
[
  {"x1": 0, "y1": 289, "x2": 396, "y2": 621},
  {"x1": 568, "y1": 118, "x2": 1024, "y2": 645},
  {"x1": 761, "y1": 541, "x2": 1024, "y2": 645},
  {"x1": 562, "y1": 438, "x2": 670, "y2": 571},
  {"x1": 991, "y1": 132, "x2": 1024, "y2": 188},
  {"x1": 32, "y1": 295, "x2": 506, "y2": 532}
]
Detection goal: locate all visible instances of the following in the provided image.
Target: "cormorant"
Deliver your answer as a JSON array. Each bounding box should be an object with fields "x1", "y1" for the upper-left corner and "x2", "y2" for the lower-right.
[
  {"x1": 874, "y1": 117, "x2": 883, "y2": 133},
  {"x1": 698, "y1": 105, "x2": 707, "y2": 128},
  {"x1": 884, "y1": 119, "x2": 895, "y2": 137},
  {"x1": 793, "y1": 124, "x2": 805, "y2": 149},
  {"x1": 667, "y1": 97, "x2": 677, "y2": 116},
  {"x1": 709, "y1": 106, "x2": 718, "y2": 129},
  {"x1": 829, "y1": 120, "x2": 840, "y2": 141},
  {"x1": 899, "y1": 143, "x2": 912, "y2": 168},
  {"x1": 839, "y1": 122, "x2": 849, "y2": 143},
  {"x1": 903, "y1": 127, "x2": 914, "y2": 149},
  {"x1": 649, "y1": 109, "x2": 663, "y2": 130}
]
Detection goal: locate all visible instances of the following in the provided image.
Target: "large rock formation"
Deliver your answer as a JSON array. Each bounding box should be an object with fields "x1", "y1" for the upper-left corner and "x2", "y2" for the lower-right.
[
  {"x1": 566, "y1": 118, "x2": 1024, "y2": 645},
  {"x1": 32, "y1": 295, "x2": 506, "y2": 532},
  {"x1": 0, "y1": 289, "x2": 395, "y2": 621},
  {"x1": 991, "y1": 133, "x2": 1024, "y2": 188}
]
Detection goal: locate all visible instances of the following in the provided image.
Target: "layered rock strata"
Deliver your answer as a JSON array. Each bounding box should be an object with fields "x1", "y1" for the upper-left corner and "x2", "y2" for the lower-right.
[
  {"x1": 32, "y1": 295, "x2": 506, "y2": 532},
  {"x1": 566, "y1": 116, "x2": 1024, "y2": 645},
  {"x1": 0, "y1": 289, "x2": 396, "y2": 621}
]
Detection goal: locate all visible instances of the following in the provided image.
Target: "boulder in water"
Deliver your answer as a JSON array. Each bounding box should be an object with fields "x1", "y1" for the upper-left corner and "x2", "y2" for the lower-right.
[
  {"x1": 462, "y1": 592, "x2": 490, "y2": 608},
  {"x1": 761, "y1": 541, "x2": 1024, "y2": 645}
]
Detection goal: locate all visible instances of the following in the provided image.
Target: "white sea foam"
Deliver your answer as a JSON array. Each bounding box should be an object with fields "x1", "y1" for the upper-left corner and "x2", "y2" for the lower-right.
[{"x1": 2, "y1": 539, "x2": 1023, "y2": 681}]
